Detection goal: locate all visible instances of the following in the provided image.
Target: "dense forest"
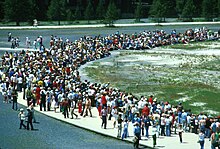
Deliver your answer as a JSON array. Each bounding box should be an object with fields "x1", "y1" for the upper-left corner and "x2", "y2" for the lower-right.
[{"x1": 0, "y1": 0, "x2": 220, "y2": 25}]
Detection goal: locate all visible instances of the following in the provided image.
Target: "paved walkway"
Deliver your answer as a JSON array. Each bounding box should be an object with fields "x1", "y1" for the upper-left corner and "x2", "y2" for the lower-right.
[
  {"x1": 14, "y1": 91, "x2": 211, "y2": 149},
  {"x1": 0, "y1": 21, "x2": 220, "y2": 30},
  {"x1": 1, "y1": 23, "x2": 216, "y2": 148}
]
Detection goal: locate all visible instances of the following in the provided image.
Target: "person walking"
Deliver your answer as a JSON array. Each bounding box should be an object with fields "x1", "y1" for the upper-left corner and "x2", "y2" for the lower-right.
[
  {"x1": 70, "y1": 99, "x2": 78, "y2": 119},
  {"x1": 12, "y1": 89, "x2": 18, "y2": 110},
  {"x1": 101, "y1": 106, "x2": 108, "y2": 129},
  {"x1": 178, "y1": 124, "x2": 184, "y2": 143},
  {"x1": 198, "y1": 130, "x2": 205, "y2": 149},
  {"x1": 30, "y1": 105, "x2": 36, "y2": 123},
  {"x1": 211, "y1": 131, "x2": 219, "y2": 149},
  {"x1": 18, "y1": 108, "x2": 26, "y2": 129},
  {"x1": 26, "y1": 107, "x2": 34, "y2": 130}
]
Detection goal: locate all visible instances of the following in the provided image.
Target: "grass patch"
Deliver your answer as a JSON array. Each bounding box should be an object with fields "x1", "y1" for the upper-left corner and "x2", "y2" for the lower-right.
[{"x1": 167, "y1": 43, "x2": 207, "y2": 50}]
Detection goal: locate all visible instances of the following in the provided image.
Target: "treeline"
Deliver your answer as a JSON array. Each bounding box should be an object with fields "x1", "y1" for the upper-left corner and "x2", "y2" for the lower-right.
[{"x1": 0, "y1": 0, "x2": 220, "y2": 26}]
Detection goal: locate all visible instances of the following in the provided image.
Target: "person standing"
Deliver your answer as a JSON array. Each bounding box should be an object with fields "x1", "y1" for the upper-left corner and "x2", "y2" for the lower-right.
[
  {"x1": 160, "y1": 114, "x2": 166, "y2": 136},
  {"x1": 26, "y1": 87, "x2": 33, "y2": 106},
  {"x1": 122, "y1": 119, "x2": 129, "y2": 140},
  {"x1": 117, "y1": 114, "x2": 123, "y2": 138},
  {"x1": 133, "y1": 122, "x2": 141, "y2": 149},
  {"x1": 26, "y1": 108, "x2": 34, "y2": 130},
  {"x1": 83, "y1": 96, "x2": 92, "y2": 117},
  {"x1": 198, "y1": 130, "x2": 205, "y2": 149},
  {"x1": 62, "y1": 98, "x2": 69, "y2": 118},
  {"x1": 101, "y1": 106, "x2": 108, "y2": 129},
  {"x1": 40, "y1": 88, "x2": 46, "y2": 111},
  {"x1": 11, "y1": 89, "x2": 18, "y2": 110},
  {"x1": 8, "y1": 32, "x2": 12, "y2": 42},
  {"x1": 165, "y1": 115, "x2": 171, "y2": 136},
  {"x1": 211, "y1": 131, "x2": 219, "y2": 149},
  {"x1": 152, "y1": 124, "x2": 158, "y2": 148},
  {"x1": 143, "y1": 115, "x2": 151, "y2": 138},
  {"x1": 18, "y1": 108, "x2": 26, "y2": 129}
]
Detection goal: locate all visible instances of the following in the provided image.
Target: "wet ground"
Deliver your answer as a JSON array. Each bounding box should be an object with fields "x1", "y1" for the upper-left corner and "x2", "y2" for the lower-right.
[
  {"x1": 0, "y1": 95, "x2": 134, "y2": 149},
  {"x1": 0, "y1": 24, "x2": 219, "y2": 49}
]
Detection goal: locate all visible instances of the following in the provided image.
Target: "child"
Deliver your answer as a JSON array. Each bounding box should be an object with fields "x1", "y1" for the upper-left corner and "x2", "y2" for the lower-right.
[
  {"x1": 178, "y1": 124, "x2": 184, "y2": 143},
  {"x1": 117, "y1": 114, "x2": 123, "y2": 138},
  {"x1": 78, "y1": 99, "x2": 82, "y2": 114},
  {"x1": 18, "y1": 108, "x2": 26, "y2": 129}
]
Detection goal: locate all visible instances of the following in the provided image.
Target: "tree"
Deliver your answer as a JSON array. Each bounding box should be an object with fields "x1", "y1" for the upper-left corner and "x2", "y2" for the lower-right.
[
  {"x1": 181, "y1": 0, "x2": 195, "y2": 21},
  {"x1": 74, "y1": 0, "x2": 83, "y2": 20},
  {"x1": 149, "y1": 0, "x2": 165, "y2": 22},
  {"x1": 0, "y1": 0, "x2": 4, "y2": 21},
  {"x1": 47, "y1": 0, "x2": 66, "y2": 25},
  {"x1": 218, "y1": 0, "x2": 220, "y2": 17},
  {"x1": 96, "y1": 0, "x2": 105, "y2": 20},
  {"x1": 4, "y1": 0, "x2": 34, "y2": 26},
  {"x1": 176, "y1": 0, "x2": 186, "y2": 18},
  {"x1": 202, "y1": 0, "x2": 216, "y2": 21},
  {"x1": 165, "y1": 0, "x2": 176, "y2": 18},
  {"x1": 135, "y1": 0, "x2": 143, "y2": 22},
  {"x1": 84, "y1": 0, "x2": 95, "y2": 24},
  {"x1": 32, "y1": 0, "x2": 48, "y2": 21},
  {"x1": 104, "y1": 0, "x2": 119, "y2": 26}
]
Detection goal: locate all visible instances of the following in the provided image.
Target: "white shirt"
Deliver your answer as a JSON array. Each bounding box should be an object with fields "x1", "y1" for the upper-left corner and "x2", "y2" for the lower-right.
[{"x1": 17, "y1": 77, "x2": 23, "y2": 84}]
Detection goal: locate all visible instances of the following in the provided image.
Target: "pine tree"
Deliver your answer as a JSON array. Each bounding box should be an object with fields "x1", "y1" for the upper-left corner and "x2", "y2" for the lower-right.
[
  {"x1": 218, "y1": 0, "x2": 220, "y2": 17},
  {"x1": 4, "y1": 0, "x2": 34, "y2": 26},
  {"x1": 202, "y1": 0, "x2": 215, "y2": 21},
  {"x1": 149, "y1": 0, "x2": 164, "y2": 22},
  {"x1": 96, "y1": 0, "x2": 105, "y2": 20},
  {"x1": 84, "y1": 0, "x2": 94, "y2": 24},
  {"x1": 135, "y1": 0, "x2": 143, "y2": 22},
  {"x1": 0, "y1": 0, "x2": 4, "y2": 21},
  {"x1": 182, "y1": 0, "x2": 196, "y2": 21},
  {"x1": 176, "y1": 0, "x2": 186, "y2": 18},
  {"x1": 104, "y1": 0, "x2": 119, "y2": 26},
  {"x1": 32, "y1": 0, "x2": 48, "y2": 21},
  {"x1": 47, "y1": 0, "x2": 66, "y2": 25},
  {"x1": 74, "y1": 0, "x2": 83, "y2": 20}
]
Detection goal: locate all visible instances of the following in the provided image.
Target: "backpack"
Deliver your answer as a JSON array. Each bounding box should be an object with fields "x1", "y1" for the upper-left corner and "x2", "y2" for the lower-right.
[{"x1": 26, "y1": 90, "x2": 32, "y2": 98}]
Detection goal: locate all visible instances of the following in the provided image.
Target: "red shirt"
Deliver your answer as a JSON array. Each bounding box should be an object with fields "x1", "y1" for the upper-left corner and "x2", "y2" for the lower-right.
[
  {"x1": 142, "y1": 106, "x2": 150, "y2": 116},
  {"x1": 101, "y1": 95, "x2": 107, "y2": 105},
  {"x1": 148, "y1": 97, "x2": 153, "y2": 104},
  {"x1": 35, "y1": 87, "x2": 41, "y2": 95}
]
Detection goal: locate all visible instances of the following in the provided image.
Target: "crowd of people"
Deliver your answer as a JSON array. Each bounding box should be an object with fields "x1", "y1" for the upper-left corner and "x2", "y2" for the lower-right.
[{"x1": 1, "y1": 27, "x2": 220, "y2": 148}]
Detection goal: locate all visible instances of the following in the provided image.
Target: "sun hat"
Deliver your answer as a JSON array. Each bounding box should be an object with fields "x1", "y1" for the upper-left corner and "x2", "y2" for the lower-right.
[{"x1": 20, "y1": 108, "x2": 24, "y2": 111}]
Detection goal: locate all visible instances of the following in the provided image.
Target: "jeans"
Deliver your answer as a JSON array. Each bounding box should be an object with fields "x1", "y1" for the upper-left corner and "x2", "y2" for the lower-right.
[
  {"x1": 117, "y1": 124, "x2": 122, "y2": 137},
  {"x1": 12, "y1": 101, "x2": 17, "y2": 110},
  {"x1": 145, "y1": 126, "x2": 149, "y2": 137},
  {"x1": 166, "y1": 125, "x2": 170, "y2": 136},
  {"x1": 199, "y1": 140, "x2": 204, "y2": 149},
  {"x1": 122, "y1": 127, "x2": 128, "y2": 139},
  {"x1": 205, "y1": 128, "x2": 210, "y2": 138}
]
